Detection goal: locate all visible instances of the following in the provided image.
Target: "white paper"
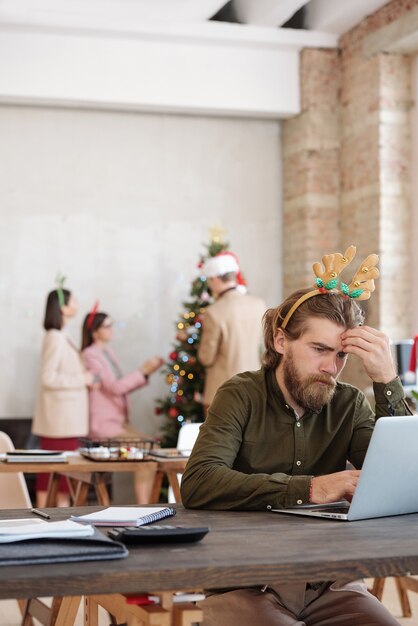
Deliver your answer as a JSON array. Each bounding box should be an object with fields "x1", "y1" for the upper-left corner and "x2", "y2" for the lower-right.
[
  {"x1": 70, "y1": 506, "x2": 168, "y2": 524},
  {"x1": 0, "y1": 519, "x2": 95, "y2": 543}
]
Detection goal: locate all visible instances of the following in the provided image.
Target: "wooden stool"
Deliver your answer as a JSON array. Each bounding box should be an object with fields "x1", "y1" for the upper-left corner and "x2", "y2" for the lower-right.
[
  {"x1": 85, "y1": 593, "x2": 170, "y2": 626},
  {"x1": 85, "y1": 592, "x2": 203, "y2": 626},
  {"x1": 370, "y1": 576, "x2": 418, "y2": 618},
  {"x1": 172, "y1": 601, "x2": 203, "y2": 626},
  {"x1": 20, "y1": 596, "x2": 82, "y2": 626}
]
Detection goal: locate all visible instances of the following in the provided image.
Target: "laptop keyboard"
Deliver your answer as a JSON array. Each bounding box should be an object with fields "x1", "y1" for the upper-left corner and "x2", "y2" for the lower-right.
[{"x1": 317, "y1": 506, "x2": 350, "y2": 514}]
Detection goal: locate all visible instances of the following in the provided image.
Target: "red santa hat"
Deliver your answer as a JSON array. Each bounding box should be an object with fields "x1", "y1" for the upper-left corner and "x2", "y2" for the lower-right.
[{"x1": 202, "y1": 252, "x2": 247, "y2": 292}]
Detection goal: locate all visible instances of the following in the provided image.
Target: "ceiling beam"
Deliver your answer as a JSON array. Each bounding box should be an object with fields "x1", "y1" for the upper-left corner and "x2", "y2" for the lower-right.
[
  {"x1": 234, "y1": 0, "x2": 310, "y2": 27},
  {"x1": 0, "y1": 22, "x2": 337, "y2": 119},
  {"x1": 304, "y1": 0, "x2": 390, "y2": 35}
]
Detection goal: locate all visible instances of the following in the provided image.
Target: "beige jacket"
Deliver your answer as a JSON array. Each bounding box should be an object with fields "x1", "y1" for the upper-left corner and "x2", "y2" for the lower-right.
[
  {"x1": 198, "y1": 289, "x2": 266, "y2": 405},
  {"x1": 32, "y1": 329, "x2": 88, "y2": 438}
]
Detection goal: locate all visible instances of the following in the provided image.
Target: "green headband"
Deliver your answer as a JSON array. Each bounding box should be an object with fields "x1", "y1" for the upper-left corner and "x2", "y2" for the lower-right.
[{"x1": 55, "y1": 273, "x2": 66, "y2": 308}]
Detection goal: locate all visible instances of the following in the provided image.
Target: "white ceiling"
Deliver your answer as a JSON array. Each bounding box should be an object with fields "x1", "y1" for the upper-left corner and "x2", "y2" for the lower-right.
[
  {"x1": 0, "y1": 0, "x2": 391, "y2": 38},
  {"x1": 0, "y1": 0, "x2": 404, "y2": 119}
]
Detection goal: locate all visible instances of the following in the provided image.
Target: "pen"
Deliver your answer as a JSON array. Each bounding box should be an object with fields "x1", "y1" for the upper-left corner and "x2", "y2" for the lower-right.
[{"x1": 31, "y1": 508, "x2": 50, "y2": 520}]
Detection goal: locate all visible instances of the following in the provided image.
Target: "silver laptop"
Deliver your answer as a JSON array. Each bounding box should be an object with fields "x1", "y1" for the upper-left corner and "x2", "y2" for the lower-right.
[{"x1": 271, "y1": 415, "x2": 418, "y2": 521}]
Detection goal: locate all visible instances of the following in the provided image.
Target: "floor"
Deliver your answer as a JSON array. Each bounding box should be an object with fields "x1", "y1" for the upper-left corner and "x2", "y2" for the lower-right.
[{"x1": 1, "y1": 578, "x2": 418, "y2": 625}]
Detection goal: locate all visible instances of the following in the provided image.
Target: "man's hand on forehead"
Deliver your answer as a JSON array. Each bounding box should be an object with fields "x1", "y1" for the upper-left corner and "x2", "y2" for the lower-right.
[{"x1": 340, "y1": 325, "x2": 397, "y2": 384}]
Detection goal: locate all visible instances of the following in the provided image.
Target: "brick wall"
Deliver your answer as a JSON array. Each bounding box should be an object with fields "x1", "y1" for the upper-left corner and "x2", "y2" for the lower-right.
[
  {"x1": 282, "y1": 49, "x2": 341, "y2": 296},
  {"x1": 282, "y1": 0, "x2": 414, "y2": 388}
]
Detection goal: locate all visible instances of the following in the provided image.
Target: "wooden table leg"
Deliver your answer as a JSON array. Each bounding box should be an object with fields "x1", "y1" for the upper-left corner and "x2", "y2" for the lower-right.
[
  {"x1": 369, "y1": 577, "x2": 385, "y2": 600},
  {"x1": 84, "y1": 596, "x2": 100, "y2": 626},
  {"x1": 45, "y1": 473, "x2": 60, "y2": 507},
  {"x1": 72, "y1": 481, "x2": 91, "y2": 506},
  {"x1": 21, "y1": 596, "x2": 81, "y2": 626},
  {"x1": 94, "y1": 476, "x2": 111, "y2": 506},
  {"x1": 66, "y1": 477, "x2": 79, "y2": 505},
  {"x1": 395, "y1": 577, "x2": 414, "y2": 618},
  {"x1": 166, "y1": 470, "x2": 182, "y2": 504},
  {"x1": 150, "y1": 470, "x2": 164, "y2": 504}
]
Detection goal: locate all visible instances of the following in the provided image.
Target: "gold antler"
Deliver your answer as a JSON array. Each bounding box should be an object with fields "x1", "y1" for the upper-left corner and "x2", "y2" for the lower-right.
[
  {"x1": 312, "y1": 245, "x2": 357, "y2": 290},
  {"x1": 280, "y1": 244, "x2": 379, "y2": 330},
  {"x1": 343, "y1": 253, "x2": 379, "y2": 301}
]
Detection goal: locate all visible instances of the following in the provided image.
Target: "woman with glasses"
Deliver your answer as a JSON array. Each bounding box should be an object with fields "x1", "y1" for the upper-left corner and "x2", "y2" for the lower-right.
[{"x1": 81, "y1": 309, "x2": 163, "y2": 503}]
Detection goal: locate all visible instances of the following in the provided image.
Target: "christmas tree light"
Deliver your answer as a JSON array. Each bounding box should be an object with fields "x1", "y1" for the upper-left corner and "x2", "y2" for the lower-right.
[{"x1": 155, "y1": 230, "x2": 230, "y2": 447}]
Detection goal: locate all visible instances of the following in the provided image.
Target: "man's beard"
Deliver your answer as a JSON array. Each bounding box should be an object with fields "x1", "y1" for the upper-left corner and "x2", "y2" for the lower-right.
[{"x1": 282, "y1": 351, "x2": 337, "y2": 413}]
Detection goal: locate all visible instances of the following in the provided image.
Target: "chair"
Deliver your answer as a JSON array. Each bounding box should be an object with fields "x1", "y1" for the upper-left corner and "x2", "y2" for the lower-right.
[
  {"x1": 168, "y1": 422, "x2": 202, "y2": 503},
  {"x1": 0, "y1": 431, "x2": 32, "y2": 508},
  {"x1": 0, "y1": 431, "x2": 81, "y2": 626},
  {"x1": 369, "y1": 576, "x2": 418, "y2": 618}
]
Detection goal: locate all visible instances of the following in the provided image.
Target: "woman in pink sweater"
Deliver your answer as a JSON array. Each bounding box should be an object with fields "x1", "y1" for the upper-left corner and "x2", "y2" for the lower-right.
[{"x1": 81, "y1": 310, "x2": 163, "y2": 503}]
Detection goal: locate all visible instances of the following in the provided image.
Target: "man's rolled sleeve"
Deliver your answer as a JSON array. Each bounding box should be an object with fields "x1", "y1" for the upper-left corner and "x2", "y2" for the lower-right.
[
  {"x1": 373, "y1": 376, "x2": 413, "y2": 417},
  {"x1": 275, "y1": 474, "x2": 312, "y2": 508}
]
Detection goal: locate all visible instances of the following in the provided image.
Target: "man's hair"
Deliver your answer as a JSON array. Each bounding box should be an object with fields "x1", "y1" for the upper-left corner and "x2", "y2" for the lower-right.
[
  {"x1": 262, "y1": 288, "x2": 365, "y2": 370},
  {"x1": 218, "y1": 271, "x2": 237, "y2": 283}
]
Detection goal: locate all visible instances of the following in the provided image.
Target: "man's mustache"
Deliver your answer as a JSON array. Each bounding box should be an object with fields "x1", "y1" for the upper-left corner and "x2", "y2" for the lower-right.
[{"x1": 307, "y1": 375, "x2": 336, "y2": 387}]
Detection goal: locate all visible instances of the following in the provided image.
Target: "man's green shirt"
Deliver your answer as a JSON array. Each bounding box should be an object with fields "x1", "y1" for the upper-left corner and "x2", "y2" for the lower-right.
[{"x1": 181, "y1": 368, "x2": 411, "y2": 511}]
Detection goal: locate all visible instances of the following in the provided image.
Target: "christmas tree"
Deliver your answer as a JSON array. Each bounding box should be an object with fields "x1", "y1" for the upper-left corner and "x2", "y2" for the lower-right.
[{"x1": 155, "y1": 228, "x2": 230, "y2": 447}]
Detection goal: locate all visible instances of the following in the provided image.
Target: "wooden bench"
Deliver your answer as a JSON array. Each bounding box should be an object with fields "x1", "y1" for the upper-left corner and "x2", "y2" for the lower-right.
[{"x1": 85, "y1": 591, "x2": 203, "y2": 626}]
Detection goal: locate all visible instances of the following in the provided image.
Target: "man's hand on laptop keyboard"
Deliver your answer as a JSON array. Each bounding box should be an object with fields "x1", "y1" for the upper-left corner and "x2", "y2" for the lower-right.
[{"x1": 310, "y1": 470, "x2": 361, "y2": 504}]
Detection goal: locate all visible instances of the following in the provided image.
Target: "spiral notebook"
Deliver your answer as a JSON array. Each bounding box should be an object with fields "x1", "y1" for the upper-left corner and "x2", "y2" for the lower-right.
[{"x1": 70, "y1": 506, "x2": 176, "y2": 527}]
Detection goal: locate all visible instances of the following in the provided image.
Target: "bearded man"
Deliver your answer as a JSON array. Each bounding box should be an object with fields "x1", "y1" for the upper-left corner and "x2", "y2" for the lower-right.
[{"x1": 181, "y1": 283, "x2": 411, "y2": 626}]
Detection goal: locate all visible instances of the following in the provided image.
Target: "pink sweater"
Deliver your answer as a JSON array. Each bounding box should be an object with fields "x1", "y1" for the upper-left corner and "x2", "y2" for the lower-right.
[{"x1": 82, "y1": 344, "x2": 147, "y2": 439}]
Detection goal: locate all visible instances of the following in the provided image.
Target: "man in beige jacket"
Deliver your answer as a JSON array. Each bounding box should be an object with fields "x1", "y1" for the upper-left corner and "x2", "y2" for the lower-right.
[{"x1": 198, "y1": 252, "x2": 266, "y2": 407}]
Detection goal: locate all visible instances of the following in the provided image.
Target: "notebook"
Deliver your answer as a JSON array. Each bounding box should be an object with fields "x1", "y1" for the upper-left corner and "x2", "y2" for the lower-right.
[
  {"x1": 0, "y1": 519, "x2": 94, "y2": 543},
  {"x1": 271, "y1": 415, "x2": 418, "y2": 521},
  {"x1": 4, "y1": 450, "x2": 68, "y2": 463},
  {"x1": 70, "y1": 506, "x2": 176, "y2": 527}
]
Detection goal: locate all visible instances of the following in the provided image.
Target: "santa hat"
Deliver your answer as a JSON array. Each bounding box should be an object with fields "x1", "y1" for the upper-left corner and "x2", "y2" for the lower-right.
[{"x1": 202, "y1": 252, "x2": 247, "y2": 292}]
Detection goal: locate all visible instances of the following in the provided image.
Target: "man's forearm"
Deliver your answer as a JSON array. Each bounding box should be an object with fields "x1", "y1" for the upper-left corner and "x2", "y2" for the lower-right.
[
  {"x1": 181, "y1": 458, "x2": 311, "y2": 511},
  {"x1": 373, "y1": 376, "x2": 413, "y2": 418}
]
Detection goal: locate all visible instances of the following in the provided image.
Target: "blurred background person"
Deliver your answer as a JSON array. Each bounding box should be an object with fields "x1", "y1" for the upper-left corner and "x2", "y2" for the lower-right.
[
  {"x1": 81, "y1": 307, "x2": 163, "y2": 503},
  {"x1": 32, "y1": 282, "x2": 94, "y2": 507},
  {"x1": 198, "y1": 252, "x2": 266, "y2": 410}
]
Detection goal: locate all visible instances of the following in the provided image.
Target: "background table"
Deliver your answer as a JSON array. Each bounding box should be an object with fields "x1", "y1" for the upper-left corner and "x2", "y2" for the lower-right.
[
  {"x1": 0, "y1": 506, "x2": 418, "y2": 600},
  {"x1": 0, "y1": 455, "x2": 188, "y2": 506}
]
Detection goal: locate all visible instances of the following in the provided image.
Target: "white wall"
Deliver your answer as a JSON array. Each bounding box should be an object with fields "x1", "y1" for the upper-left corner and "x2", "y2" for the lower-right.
[{"x1": 0, "y1": 104, "x2": 282, "y2": 434}]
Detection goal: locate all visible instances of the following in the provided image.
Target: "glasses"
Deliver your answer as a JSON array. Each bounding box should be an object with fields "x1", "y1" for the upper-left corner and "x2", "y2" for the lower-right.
[{"x1": 101, "y1": 322, "x2": 113, "y2": 329}]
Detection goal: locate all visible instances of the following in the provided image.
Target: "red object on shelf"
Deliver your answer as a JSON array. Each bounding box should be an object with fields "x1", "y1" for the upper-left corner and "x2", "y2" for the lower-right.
[
  {"x1": 408, "y1": 335, "x2": 418, "y2": 373},
  {"x1": 124, "y1": 594, "x2": 157, "y2": 606}
]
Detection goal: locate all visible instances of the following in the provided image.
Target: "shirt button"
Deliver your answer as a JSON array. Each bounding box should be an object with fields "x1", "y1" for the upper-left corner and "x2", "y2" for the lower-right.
[
  {"x1": 296, "y1": 422, "x2": 301, "y2": 428},
  {"x1": 296, "y1": 460, "x2": 301, "y2": 466},
  {"x1": 386, "y1": 390, "x2": 392, "y2": 396},
  {"x1": 297, "y1": 499, "x2": 303, "y2": 505}
]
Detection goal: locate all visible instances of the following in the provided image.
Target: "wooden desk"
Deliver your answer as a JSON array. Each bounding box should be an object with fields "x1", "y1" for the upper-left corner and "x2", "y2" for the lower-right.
[
  {"x1": 150, "y1": 457, "x2": 188, "y2": 504},
  {"x1": 0, "y1": 455, "x2": 187, "y2": 506},
  {"x1": 1, "y1": 506, "x2": 418, "y2": 600}
]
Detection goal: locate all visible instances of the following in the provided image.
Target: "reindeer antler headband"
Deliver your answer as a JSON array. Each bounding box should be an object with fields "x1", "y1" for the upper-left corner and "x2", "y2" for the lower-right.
[
  {"x1": 87, "y1": 300, "x2": 100, "y2": 330},
  {"x1": 55, "y1": 272, "x2": 66, "y2": 308},
  {"x1": 280, "y1": 245, "x2": 379, "y2": 330}
]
